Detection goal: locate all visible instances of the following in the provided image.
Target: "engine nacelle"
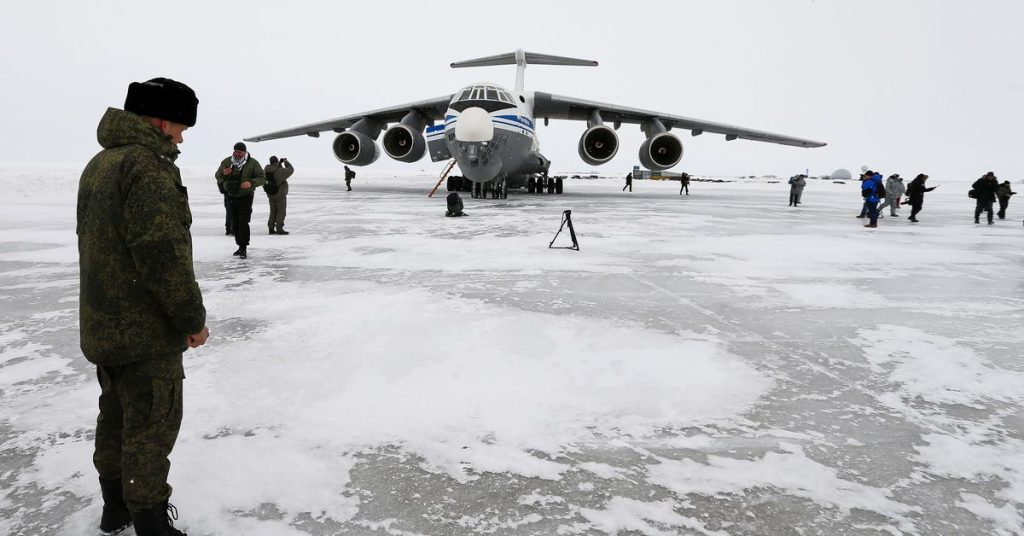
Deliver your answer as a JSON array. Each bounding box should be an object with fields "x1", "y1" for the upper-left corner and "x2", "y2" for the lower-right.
[
  {"x1": 332, "y1": 131, "x2": 379, "y2": 166},
  {"x1": 382, "y1": 124, "x2": 426, "y2": 163},
  {"x1": 638, "y1": 133, "x2": 683, "y2": 171},
  {"x1": 577, "y1": 125, "x2": 619, "y2": 165}
]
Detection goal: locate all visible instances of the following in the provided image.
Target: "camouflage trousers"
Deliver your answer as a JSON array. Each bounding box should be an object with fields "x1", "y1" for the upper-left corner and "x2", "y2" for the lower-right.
[{"x1": 93, "y1": 357, "x2": 183, "y2": 512}]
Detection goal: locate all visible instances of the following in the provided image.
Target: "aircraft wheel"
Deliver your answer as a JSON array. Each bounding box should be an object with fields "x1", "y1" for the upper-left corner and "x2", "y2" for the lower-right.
[{"x1": 555, "y1": 177, "x2": 563, "y2": 194}]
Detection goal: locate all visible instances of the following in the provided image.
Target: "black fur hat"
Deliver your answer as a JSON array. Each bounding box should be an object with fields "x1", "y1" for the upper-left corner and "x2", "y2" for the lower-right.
[
  {"x1": 234, "y1": 142, "x2": 247, "y2": 152},
  {"x1": 124, "y1": 78, "x2": 198, "y2": 127}
]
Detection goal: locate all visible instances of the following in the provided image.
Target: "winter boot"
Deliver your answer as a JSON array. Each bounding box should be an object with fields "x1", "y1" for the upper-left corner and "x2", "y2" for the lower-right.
[
  {"x1": 269, "y1": 227, "x2": 277, "y2": 235},
  {"x1": 275, "y1": 227, "x2": 289, "y2": 235},
  {"x1": 130, "y1": 502, "x2": 186, "y2": 536},
  {"x1": 99, "y1": 477, "x2": 132, "y2": 535},
  {"x1": 238, "y1": 247, "x2": 247, "y2": 259},
  {"x1": 232, "y1": 247, "x2": 244, "y2": 256}
]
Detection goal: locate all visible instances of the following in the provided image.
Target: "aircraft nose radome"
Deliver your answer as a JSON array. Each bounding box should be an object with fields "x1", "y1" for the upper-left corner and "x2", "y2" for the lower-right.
[{"x1": 454, "y1": 107, "x2": 494, "y2": 142}]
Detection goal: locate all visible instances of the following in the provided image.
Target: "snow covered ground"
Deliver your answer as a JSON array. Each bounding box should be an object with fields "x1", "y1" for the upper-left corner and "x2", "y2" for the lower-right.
[{"x1": 1, "y1": 167, "x2": 1022, "y2": 535}]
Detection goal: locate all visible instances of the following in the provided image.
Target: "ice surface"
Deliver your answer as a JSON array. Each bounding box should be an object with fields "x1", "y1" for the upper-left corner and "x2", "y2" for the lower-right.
[{"x1": 1, "y1": 168, "x2": 1022, "y2": 535}]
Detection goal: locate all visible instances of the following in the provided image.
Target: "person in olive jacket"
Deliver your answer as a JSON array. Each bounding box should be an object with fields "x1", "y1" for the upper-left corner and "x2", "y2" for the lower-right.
[
  {"x1": 78, "y1": 77, "x2": 207, "y2": 536},
  {"x1": 215, "y1": 142, "x2": 265, "y2": 258},
  {"x1": 996, "y1": 180, "x2": 1016, "y2": 220},
  {"x1": 971, "y1": 171, "x2": 999, "y2": 225}
]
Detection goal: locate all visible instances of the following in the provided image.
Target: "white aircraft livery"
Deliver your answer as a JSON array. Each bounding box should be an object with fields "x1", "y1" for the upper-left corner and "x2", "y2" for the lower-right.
[{"x1": 245, "y1": 50, "x2": 826, "y2": 198}]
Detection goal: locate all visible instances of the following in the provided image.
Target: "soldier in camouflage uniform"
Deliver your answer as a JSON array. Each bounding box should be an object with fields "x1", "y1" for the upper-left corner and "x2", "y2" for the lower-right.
[
  {"x1": 215, "y1": 142, "x2": 265, "y2": 258},
  {"x1": 78, "y1": 77, "x2": 208, "y2": 536}
]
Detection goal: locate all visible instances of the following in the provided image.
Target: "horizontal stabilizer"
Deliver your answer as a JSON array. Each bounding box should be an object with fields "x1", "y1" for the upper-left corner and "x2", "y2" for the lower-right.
[{"x1": 451, "y1": 50, "x2": 598, "y2": 68}]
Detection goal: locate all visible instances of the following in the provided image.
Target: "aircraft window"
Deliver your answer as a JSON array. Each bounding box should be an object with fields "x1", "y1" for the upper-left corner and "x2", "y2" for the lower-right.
[
  {"x1": 459, "y1": 88, "x2": 472, "y2": 101},
  {"x1": 499, "y1": 91, "x2": 512, "y2": 103},
  {"x1": 486, "y1": 88, "x2": 498, "y2": 101},
  {"x1": 471, "y1": 88, "x2": 482, "y2": 100}
]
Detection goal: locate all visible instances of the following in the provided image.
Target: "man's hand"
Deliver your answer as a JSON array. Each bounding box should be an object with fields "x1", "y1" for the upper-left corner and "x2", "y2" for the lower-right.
[
  {"x1": 187, "y1": 326, "x2": 210, "y2": 348},
  {"x1": 223, "y1": 167, "x2": 233, "y2": 175},
  {"x1": 241, "y1": 181, "x2": 252, "y2": 190}
]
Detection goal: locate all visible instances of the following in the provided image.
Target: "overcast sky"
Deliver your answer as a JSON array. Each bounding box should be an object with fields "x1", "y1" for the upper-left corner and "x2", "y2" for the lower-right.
[{"x1": 3, "y1": 0, "x2": 1022, "y2": 180}]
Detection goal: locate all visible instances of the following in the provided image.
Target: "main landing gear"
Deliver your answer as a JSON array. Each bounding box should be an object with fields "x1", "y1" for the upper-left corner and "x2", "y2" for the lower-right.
[
  {"x1": 528, "y1": 175, "x2": 563, "y2": 194},
  {"x1": 471, "y1": 179, "x2": 508, "y2": 199}
]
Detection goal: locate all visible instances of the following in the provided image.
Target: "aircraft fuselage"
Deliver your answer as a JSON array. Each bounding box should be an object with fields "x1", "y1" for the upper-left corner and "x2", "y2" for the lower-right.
[{"x1": 432, "y1": 84, "x2": 548, "y2": 187}]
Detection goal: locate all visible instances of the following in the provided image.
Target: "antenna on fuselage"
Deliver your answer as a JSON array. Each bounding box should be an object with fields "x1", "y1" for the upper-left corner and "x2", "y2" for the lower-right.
[{"x1": 450, "y1": 49, "x2": 598, "y2": 92}]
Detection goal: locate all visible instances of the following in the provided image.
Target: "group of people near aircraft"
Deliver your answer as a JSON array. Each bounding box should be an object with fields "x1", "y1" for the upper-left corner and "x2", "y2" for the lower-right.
[{"x1": 853, "y1": 169, "x2": 1015, "y2": 227}]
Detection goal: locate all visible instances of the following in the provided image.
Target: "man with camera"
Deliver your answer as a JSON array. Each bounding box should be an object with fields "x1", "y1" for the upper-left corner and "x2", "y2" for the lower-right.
[{"x1": 263, "y1": 155, "x2": 295, "y2": 234}]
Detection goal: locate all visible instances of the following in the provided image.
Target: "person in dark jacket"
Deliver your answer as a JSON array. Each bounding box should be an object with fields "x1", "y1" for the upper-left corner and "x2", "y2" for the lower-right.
[
  {"x1": 264, "y1": 156, "x2": 295, "y2": 234},
  {"x1": 971, "y1": 172, "x2": 999, "y2": 224},
  {"x1": 623, "y1": 172, "x2": 633, "y2": 192},
  {"x1": 905, "y1": 173, "x2": 936, "y2": 222},
  {"x1": 446, "y1": 192, "x2": 465, "y2": 216},
  {"x1": 78, "y1": 77, "x2": 207, "y2": 536},
  {"x1": 679, "y1": 172, "x2": 690, "y2": 195},
  {"x1": 788, "y1": 174, "x2": 806, "y2": 206},
  {"x1": 216, "y1": 142, "x2": 265, "y2": 257},
  {"x1": 344, "y1": 165, "x2": 355, "y2": 191},
  {"x1": 996, "y1": 180, "x2": 1016, "y2": 220}
]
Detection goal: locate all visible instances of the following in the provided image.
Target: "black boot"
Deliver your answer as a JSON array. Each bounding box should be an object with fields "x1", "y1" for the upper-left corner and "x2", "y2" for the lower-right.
[
  {"x1": 232, "y1": 247, "x2": 243, "y2": 256},
  {"x1": 99, "y1": 477, "x2": 132, "y2": 535},
  {"x1": 269, "y1": 227, "x2": 277, "y2": 235},
  {"x1": 275, "y1": 227, "x2": 289, "y2": 235},
  {"x1": 238, "y1": 247, "x2": 247, "y2": 259},
  {"x1": 130, "y1": 502, "x2": 186, "y2": 536}
]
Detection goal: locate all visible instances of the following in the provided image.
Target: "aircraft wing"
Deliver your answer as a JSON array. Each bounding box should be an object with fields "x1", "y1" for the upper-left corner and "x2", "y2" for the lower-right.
[
  {"x1": 532, "y1": 92, "x2": 826, "y2": 148},
  {"x1": 244, "y1": 95, "x2": 455, "y2": 142}
]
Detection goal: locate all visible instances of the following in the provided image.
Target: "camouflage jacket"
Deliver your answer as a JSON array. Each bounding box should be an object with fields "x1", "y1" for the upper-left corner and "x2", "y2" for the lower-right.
[
  {"x1": 77, "y1": 108, "x2": 206, "y2": 366},
  {"x1": 215, "y1": 154, "x2": 265, "y2": 197}
]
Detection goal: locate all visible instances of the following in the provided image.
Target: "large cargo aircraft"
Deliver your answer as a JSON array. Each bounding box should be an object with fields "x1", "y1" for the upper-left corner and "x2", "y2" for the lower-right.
[{"x1": 246, "y1": 50, "x2": 826, "y2": 198}]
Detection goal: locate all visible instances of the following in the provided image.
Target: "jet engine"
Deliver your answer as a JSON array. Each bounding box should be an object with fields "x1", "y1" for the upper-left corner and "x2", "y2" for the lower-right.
[
  {"x1": 577, "y1": 125, "x2": 619, "y2": 165},
  {"x1": 382, "y1": 124, "x2": 426, "y2": 163},
  {"x1": 638, "y1": 132, "x2": 683, "y2": 171},
  {"x1": 332, "y1": 131, "x2": 379, "y2": 166}
]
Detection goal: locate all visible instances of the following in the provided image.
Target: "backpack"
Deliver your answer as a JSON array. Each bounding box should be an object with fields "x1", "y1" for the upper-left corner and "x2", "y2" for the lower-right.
[{"x1": 263, "y1": 171, "x2": 280, "y2": 195}]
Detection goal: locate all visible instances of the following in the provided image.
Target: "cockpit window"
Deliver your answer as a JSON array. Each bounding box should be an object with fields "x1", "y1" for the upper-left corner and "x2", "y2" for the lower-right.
[{"x1": 450, "y1": 85, "x2": 517, "y2": 111}]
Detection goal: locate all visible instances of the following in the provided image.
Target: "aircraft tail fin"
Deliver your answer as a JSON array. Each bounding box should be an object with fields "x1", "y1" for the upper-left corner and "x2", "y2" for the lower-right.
[{"x1": 451, "y1": 49, "x2": 597, "y2": 92}]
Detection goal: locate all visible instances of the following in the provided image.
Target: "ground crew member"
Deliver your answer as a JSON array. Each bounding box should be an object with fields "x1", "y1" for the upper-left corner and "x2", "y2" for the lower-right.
[
  {"x1": 264, "y1": 155, "x2": 295, "y2": 234},
  {"x1": 216, "y1": 142, "x2": 265, "y2": 258},
  {"x1": 344, "y1": 165, "x2": 355, "y2": 191},
  {"x1": 78, "y1": 77, "x2": 207, "y2": 536},
  {"x1": 623, "y1": 172, "x2": 632, "y2": 192},
  {"x1": 679, "y1": 172, "x2": 690, "y2": 195},
  {"x1": 446, "y1": 191, "x2": 465, "y2": 216}
]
